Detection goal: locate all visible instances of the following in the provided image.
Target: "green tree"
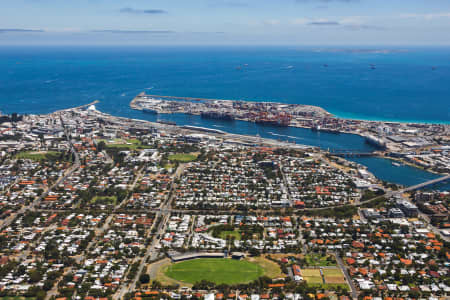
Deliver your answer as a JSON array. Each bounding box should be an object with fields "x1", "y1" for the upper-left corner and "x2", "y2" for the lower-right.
[
  {"x1": 36, "y1": 290, "x2": 47, "y2": 300},
  {"x1": 139, "y1": 273, "x2": 150, "y2": 284},
  {"x1": 29, "y1": 269, "x2": 42, "y2": 283}
]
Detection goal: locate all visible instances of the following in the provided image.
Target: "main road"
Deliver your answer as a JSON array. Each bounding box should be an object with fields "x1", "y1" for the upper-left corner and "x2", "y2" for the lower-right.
[
  {"x1": 335, "y1": 252, "x2": 358, "y2": 300},
  {"x1": 0, "y1": 118, "x2": 80, "y2": 230},
  {"x1": 114, "y1": 163, "x2": 186, "y2": 300}
]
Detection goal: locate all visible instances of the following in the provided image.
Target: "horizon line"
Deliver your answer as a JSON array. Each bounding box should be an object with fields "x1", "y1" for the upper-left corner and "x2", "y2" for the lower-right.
[{"x1": 1, "y1": 44, "x2": 450, "y2": 47}]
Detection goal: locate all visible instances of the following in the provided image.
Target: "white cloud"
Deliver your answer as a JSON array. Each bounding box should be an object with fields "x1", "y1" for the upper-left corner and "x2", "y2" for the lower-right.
[
  {"x1": 400, "y1": 13, "x2": 450, "y2": 20},
  {"x1": 263, "y1": 19, "x2": 281, "y2": 26},
  {"x1": 290, "y1": 16, "x2": 382, "y2": 30},
  {"x1": 291, "y1": 17, "x2": 335, "y2": 25},
  {"x1": 291, "y1": 18, "x2": 310, "y2": 25},
  {"x1": 339, "y1": 16, "x2": 366, "y2": 25},
  {"x1": 292, "y1": 16, "x2": 368, "y2": 25}
]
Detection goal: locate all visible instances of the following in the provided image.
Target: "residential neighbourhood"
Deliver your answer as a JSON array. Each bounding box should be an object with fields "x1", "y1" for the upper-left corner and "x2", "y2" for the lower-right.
[{"x1": 0, "y1": 105, "x2": 448, "y2": 300}]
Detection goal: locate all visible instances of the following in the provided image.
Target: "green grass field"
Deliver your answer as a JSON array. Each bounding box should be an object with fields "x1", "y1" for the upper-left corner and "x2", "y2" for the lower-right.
[
  {"x1": 250, "y1": 256, "x2": 283, "y2": 279},
  {"x1": 91, "y1": 195, "x2": 117, "y2": 205},
  {"x1": 305, "y1": 254, "x2": 336, "y2": 267},
  {"x1": 301, "y1": 268, "x2": 348, "y2": 290},
  {"x1": 168, "y1": 153, "x2": 197, "y2": 162},
  {"x1": 164, "y1": 258, "x2": 264, "y2": 284},
  {"x1": 302, "y1": 269, "x2": 324, "y2": 284},
  {"x1": 308, "y1": 283, "x2": 349, "y2": 291},
  {"x1": 0, "y1": 297, "x2": 36, "y2": 300},
  {"x1": 323, "y1": 268, "x2": 346, "y2": 284},
  {"x1": 101, "y1": 138, "x2": 152, "y2": 150},
  {"x1": 16, "y1": 151, "x2": 62, "y2": 161},
  {"x1": 163, "y1": 163, "x2": 176, "y2": 170},
  {"x1": 322, "y1": 269, "x2": 343, "y2": 277},
  {"x1": 219, "y1": 229, "x2": 242, "y2": 240}
]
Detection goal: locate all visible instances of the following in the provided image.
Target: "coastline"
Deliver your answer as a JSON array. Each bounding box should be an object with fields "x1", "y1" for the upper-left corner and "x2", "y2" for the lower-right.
[
  {"x1": 129, "y1": 93, "x2": 450, "y2": 177},
  {"x1": 7, "y1": 98, "x2": 448, "y2": 185},
  {"x1": 84, "y1": 103, "x2": 450, "y2": 190},
  {"x1": 130, "y1": 93, "x2": 450, "y2": 127},
  {"x1": 330, "y1": 110, "x2": 450, "y2": 126},
  {"x1": 14, "y1": 99, "x2": 441, "y2": 189}
]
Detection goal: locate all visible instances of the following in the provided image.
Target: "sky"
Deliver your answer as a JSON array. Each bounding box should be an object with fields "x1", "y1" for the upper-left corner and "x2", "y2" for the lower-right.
[{"x1": 1, "y1": 0, "x2": 450, "y2": 45}]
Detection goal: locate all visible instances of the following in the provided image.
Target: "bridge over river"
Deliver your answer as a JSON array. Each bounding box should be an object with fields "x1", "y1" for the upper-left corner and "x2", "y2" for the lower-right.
[
  {"x1": 403, "y1": 174, "x2": 450, "y2": 192},
  {"x1": 328, "y1": 149, "x2": 383, "y2": 157}
]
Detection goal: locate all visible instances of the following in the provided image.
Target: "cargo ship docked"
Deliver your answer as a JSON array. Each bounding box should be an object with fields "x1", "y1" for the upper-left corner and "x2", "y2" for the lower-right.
[
  {"x1": 252, "y1": 112, "x2": 292, "y2": 127},
  {"x1": 200, "y1": 111, "x2": 235, "y2": 121},
  {"x1": 254, "y1": 118, "x2": 290, "y2": 127},
  {"x1": 311, "y1": 125, "x2": 340, "y2": 134},
  {"x1": 365, "y1": 135, "x2": 386, "y2": 149}
]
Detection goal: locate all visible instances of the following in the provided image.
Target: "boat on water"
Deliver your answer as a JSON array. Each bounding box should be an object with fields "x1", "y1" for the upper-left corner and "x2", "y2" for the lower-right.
[
  {"x1": 392, "y1": 162, "x2": 402, "y2": 167},
  {"x1": 157, "y1": 120, "x2": 176, "y2": 126},
  {"x1": 311, "y1": 125, "x2": 340, "y2": 134}
]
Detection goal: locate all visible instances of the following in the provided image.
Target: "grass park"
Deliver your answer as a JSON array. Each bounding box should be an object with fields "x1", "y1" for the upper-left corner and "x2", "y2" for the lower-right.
[
  {"x1": 322, "y1": 268, "x2": 346, "y2": 284},
  {"x1": 0, "y1": 298, "x2": 36, "y2": 300},
  {"x1": 301, "y1": 269, "x2": 323, "y2": 284},
  {"x1": 165, "y1": 258, "x2": 263, "y2": 285},
  {"x1": 91, "y1": 195, "x2": 117, "y2": 206},
  {"x1": 218, "y1": 229, "x2": 242, "y2": 240},
  {"x1": 168, "y1": 153, "x2": 197, "y2": 163},
  {"x1": 100, "y1": 138, "x2": 152, "y2": 150},
  {"x1": 160, "y1": 257, "x2": 282, "y2": 286},
  {"x1": 15, "y1": 151, "x2": 62, "y2": 162},
  {"x1": 301, "y1": 268, "x2": 348, "y2": 291},
  {"x1": 304, "y1": 253, "x2": 336, "y2": 267}
]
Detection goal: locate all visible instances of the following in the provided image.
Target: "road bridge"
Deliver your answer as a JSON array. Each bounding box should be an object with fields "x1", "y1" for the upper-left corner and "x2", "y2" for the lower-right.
[
  {"x1": 403, "y1": 174, "x2": 450, "y2": 192},
  {"x1": 327, "y1": 149, "x2": 383, "y2": 157},
  {"x1": 331, "y1": 152, "x2": 378, "y2": 157}
]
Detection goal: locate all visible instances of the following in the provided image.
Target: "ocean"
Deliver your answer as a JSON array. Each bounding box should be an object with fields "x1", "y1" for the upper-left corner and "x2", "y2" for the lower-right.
[
  {"x1": 1, "y1": 46, "x2": 449, "y2": 123},
  {"x1": 0, "y1": 46, "x2": 449, "y2": 189}
]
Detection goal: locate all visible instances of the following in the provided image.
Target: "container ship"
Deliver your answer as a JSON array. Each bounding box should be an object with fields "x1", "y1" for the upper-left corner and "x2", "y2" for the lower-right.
[
  {"x1": 255, "y1": 118, "x2": 290, "y2": 127},
  {"x1": 253, "y1": 112, "x2": 292, "y2": 127},
  {"x1": 200, "y1": 111, "x2": 235, "y2": 121}
]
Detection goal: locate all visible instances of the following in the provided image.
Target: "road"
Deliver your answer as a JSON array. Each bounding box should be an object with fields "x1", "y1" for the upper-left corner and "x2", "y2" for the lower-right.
[
  {"x1": 278, "y1": 161, "x2": 293, "y2": 207},
  {"x1": 0, "y1": 118, "x2": 80, "y2": 230},
  {"x1": 417, "y1": 211, "x2": 450, "y2": 242},
  {"x1": 335, "y1": 252, "x2": 358, "y2": 300},
  {"x1": 114, "y1": 163, "x2": 184, "y2": 299}
]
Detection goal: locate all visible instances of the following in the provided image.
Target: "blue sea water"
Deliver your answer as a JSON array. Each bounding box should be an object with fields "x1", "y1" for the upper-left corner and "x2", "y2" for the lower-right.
[
  {"x1": 0, "y1": 46, "x2": 449, "y2": 189},
  {"x1": 1, "y1": 46, "x2": 449, "y2": 123}
]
